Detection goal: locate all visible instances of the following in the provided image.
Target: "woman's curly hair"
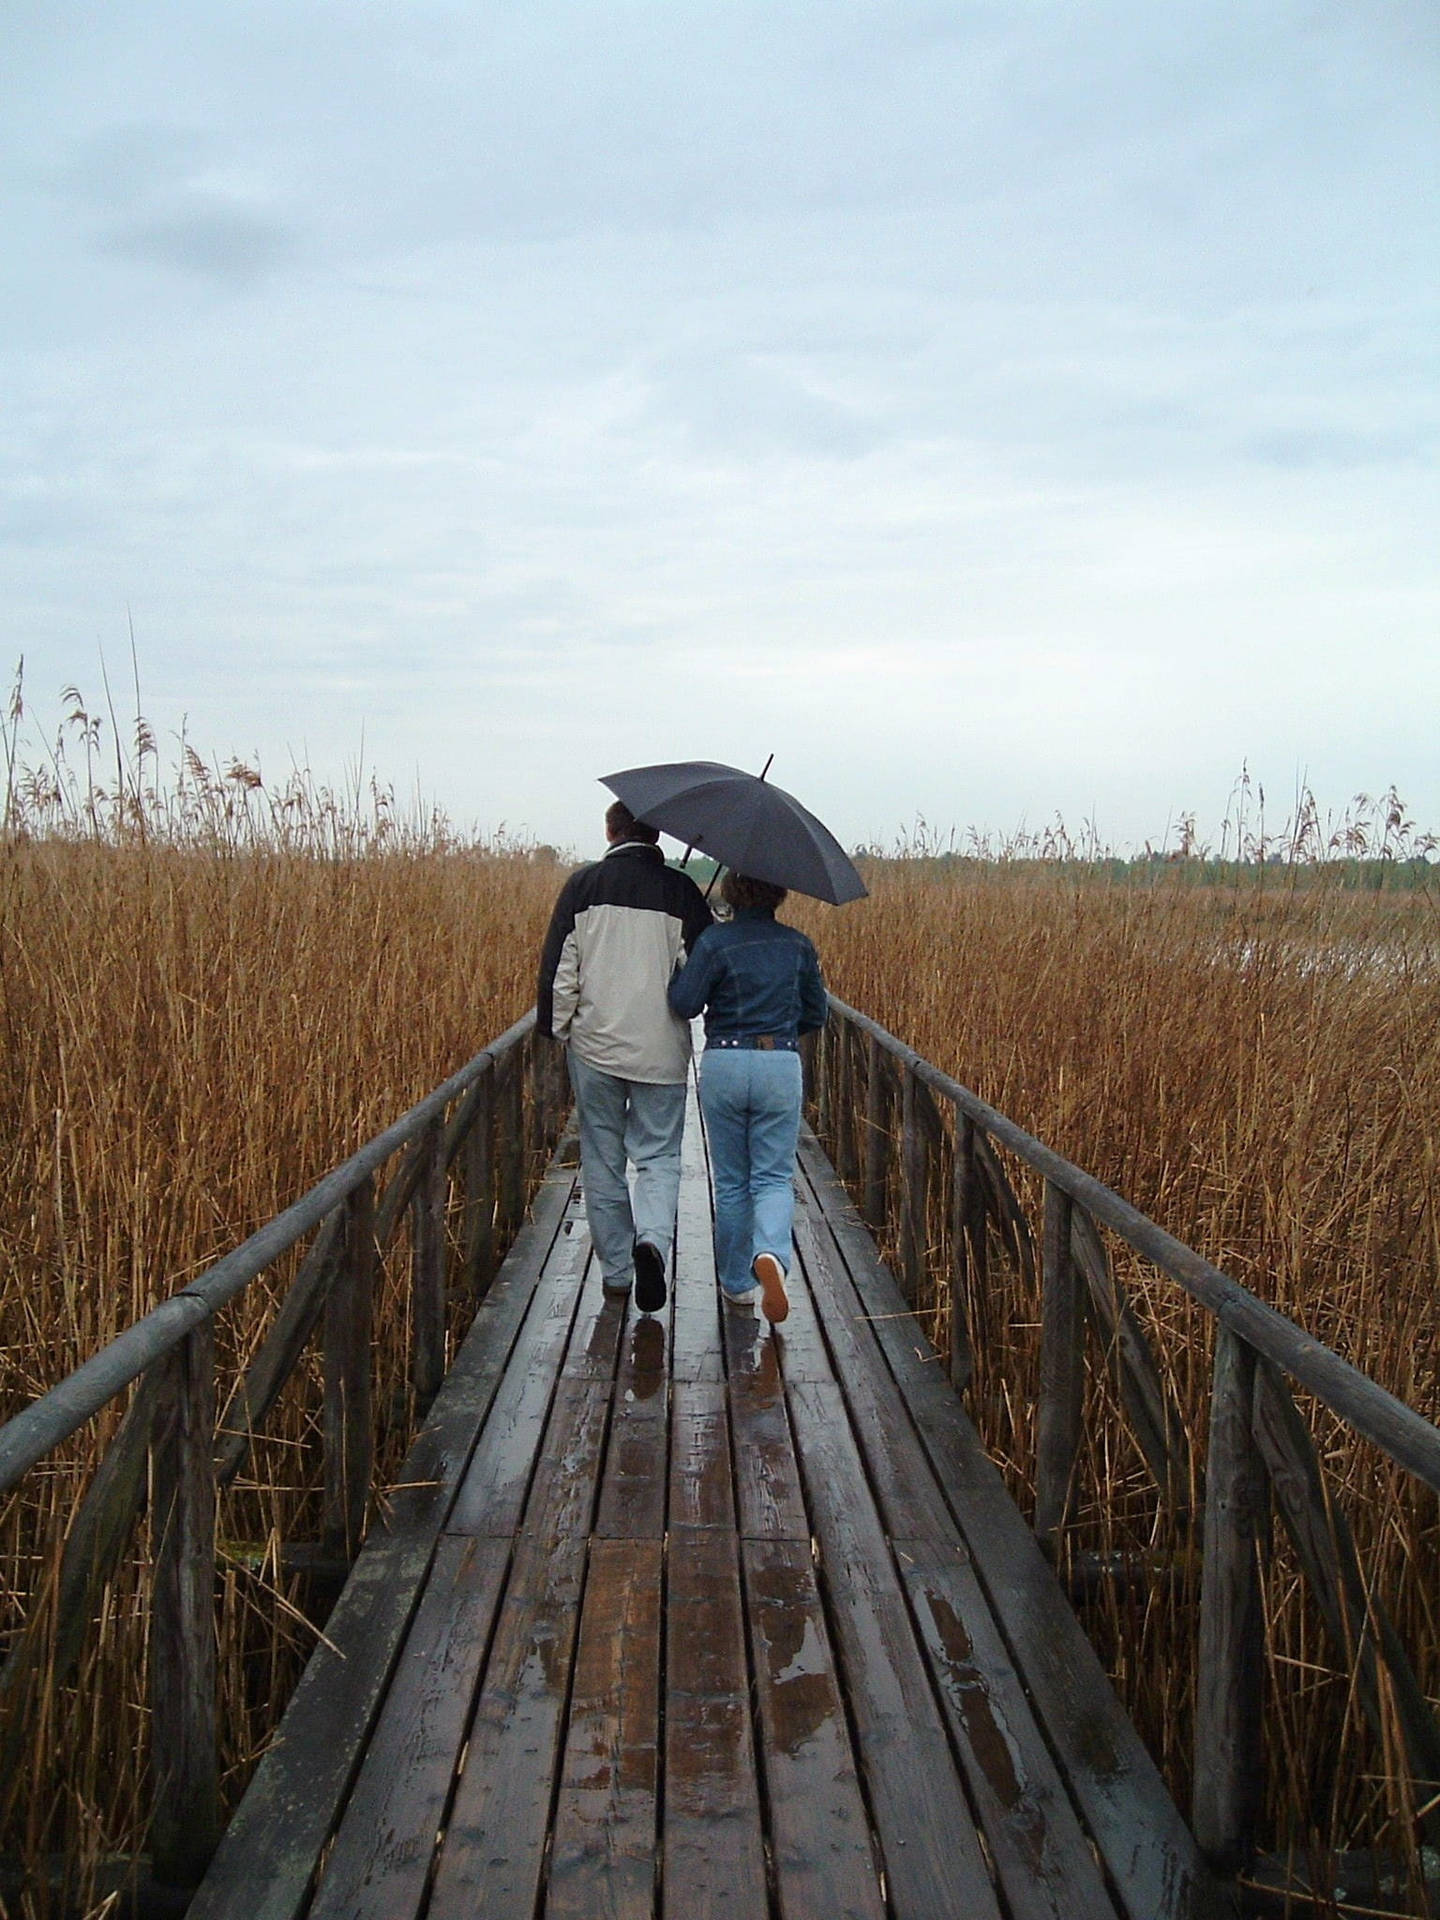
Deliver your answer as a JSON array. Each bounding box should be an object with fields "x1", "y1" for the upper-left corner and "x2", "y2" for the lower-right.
[{"x1": 721, "y1": 871, "x2": 788, "y2": 914}]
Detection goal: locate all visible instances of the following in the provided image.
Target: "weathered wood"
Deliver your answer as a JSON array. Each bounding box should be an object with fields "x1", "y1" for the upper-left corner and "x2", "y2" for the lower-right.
[
  {"x1": 862, "y1": 1029, "x2": 888, "y2": 1230},
  {"x1": 460, "y1": 1057, "x2": 496, "y2": 1298},
  {"x1": 663, "y1": 1529, "x2": 768, "y2": 1918},
  {"x1": 594, "y1": 1315, "x2": 670, "y2": 1540},
  {"x1": 409, "y1": 1116, "x2": 447, "y2": 1413},
  {"x1": 1251, "y1": 1361, "x2": 1440, "y2": 1845},
  {"x1": 1071, "y1": 1206, "x2": 1191, "y2": 1518},
  {"x1": 500, "y1": 1047, "x2": 526, "y2": 1235},
  {"x1": 834, "y1": 1019, "x2": 861, "y2": 1186},
  {"x1": 546, "y1": 1537, "x2": 662, "y2": 1919},
  {"x1": 742, "y1": 1536, "x2": 888, "y2": 1920},
  {"x1": 425, "y1": 1536, "x2": 587, "y2": 1920},
  {"x1": 214, "y1": 1211, "x2": 343, "y2": 1486},
  {"x1": 323, "y1": 1177, "x2": 376, "y2": 1564},
  {"x1": 788, "y1": 1378, "x2": 1004, "y2": 1919},
  {"x1": 448, "y1": 1207, "x2": 592, "y2": 1536},
  {"x1": 728, "y1": 1343, "x2": 809, "y2": 1542},
  {"x1": 669, "y1": 1380, "x2": 734, "y2": 1532},
  {"x1": 305, "y1": 1535, "x2": 510, "y2": 1920},
  {"x1": 148, "y1": 1322, "x2": 221, "y2": 1887},
  {"x1": 949, "y1": 1110, "x2": 977, "y2": 1391},
  {"x1": 1193, "y1": 1327, "x2": 1266, "y2": 1874},
  {"x1": 899, "y1": 1064, "x2": 927, "y2": 1302},
  {"x1": 898, "y1": 1539, "x2": 1122, "y2": 1920},
  {"x1": 1035, "y1": 1180, "x2": 1082, "y2": 1553}
]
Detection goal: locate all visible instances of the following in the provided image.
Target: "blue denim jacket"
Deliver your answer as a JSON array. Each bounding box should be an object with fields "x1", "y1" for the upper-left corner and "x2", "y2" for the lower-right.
[{"x1": 667, "y1": 909, "x2": 827, "y2": 1042}]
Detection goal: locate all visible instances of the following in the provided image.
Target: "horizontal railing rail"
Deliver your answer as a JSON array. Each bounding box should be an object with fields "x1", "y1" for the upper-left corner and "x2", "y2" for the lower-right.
[
  {"x1": 0, "y1": 1009, "x2": 569, "y2": 1895},
  {"x1": 809, "y1": 995, "x2": 1440, "y2": 1886}
]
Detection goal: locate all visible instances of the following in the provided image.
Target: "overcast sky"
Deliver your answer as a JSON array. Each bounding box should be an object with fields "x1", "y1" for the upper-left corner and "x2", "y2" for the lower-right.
[{"x1": 4, "y1": 3, "x2": 1437, "y2": 856}]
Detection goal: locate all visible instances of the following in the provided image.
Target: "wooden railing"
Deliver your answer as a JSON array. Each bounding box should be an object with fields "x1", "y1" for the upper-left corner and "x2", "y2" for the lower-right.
[
  {"x1": 0, "y1": 1013, "x2": 567, "y2": 1892},
  {"x1": 808, "y1": 997, "x2": 1440, "y2": 1883}
]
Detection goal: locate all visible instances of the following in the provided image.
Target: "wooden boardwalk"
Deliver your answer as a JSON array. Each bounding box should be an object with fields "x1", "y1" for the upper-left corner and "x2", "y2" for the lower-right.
[{"x1": 189, "y1": 1074, "x2": 1226, "y2": 1920}]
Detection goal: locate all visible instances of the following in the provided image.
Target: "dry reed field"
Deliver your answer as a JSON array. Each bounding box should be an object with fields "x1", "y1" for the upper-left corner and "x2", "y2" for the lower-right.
[
  {"x1": 3, "y1": 681, "x2": 1437, "y2": 1909},
  {"x1": 0, "y1": 715, "x2": 562, "y2": 1907},
  {"x1": 795, "y1": 854, "x2": 1440, "y2": 1892}
]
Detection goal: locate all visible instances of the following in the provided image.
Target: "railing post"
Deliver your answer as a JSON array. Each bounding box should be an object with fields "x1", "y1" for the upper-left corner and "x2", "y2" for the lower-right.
[
  {"x1": 461, "y1": 1057, "x2": 496, "y2": 1299},
  {"x1": 1193, "y1": 1325, "x2": 1266, "y2": 1875},
  {"x1": 149, "y1": 1323, "x2": 221, "y2": 1886},
  {"x1": 948, "y1": 1111, "x2": 976, "y2": 1392},
  {"x1": 862, "y1": 1032, "x2": 888, "y2": 1232},
  {"x1": 501, "y1": 1048, "x2": 526, "y2": 1234},
  {"x1": 410, "y1": 1116, "x2": 447, "y2": 1414},
  {"x1": 324, "y1": 1176, "x2": 375, "y2": 1564},
  {"x1": 900, "y1": 1066, "x2": 928, "y2": 1302},
  {"x1": 527, "y1": 1031, "x2": 546, "y2": 1164},
  {"x1": 834, "y1": 1019, "x2": 860, "y2": 1186},
  {"x1": 1035, "y1": 1180, "x2": 1082, "y2": 1554},
  {"x1": 815, "y1": 1018, "x2": 833, "y2": 1144}
]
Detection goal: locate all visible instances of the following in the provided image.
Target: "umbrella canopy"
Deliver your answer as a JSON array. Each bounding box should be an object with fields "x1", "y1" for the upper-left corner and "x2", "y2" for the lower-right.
[{"x1": 600, "y1": 760, "x2": 868, "y2": 905}]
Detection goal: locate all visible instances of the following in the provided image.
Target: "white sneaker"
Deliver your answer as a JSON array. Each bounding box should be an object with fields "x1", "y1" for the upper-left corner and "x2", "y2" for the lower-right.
[
  {"x1": 721, "y1": 1282, "x2": 758, "y2": 1309},
  {"x1": 752, "y1": 1252, "x2": 789, "y2": 1325}
]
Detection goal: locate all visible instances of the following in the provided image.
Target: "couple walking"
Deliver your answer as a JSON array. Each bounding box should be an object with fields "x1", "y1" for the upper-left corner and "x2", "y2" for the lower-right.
[{"x1": 536, "y1": 799, "x2": 827, "y2": 1325}]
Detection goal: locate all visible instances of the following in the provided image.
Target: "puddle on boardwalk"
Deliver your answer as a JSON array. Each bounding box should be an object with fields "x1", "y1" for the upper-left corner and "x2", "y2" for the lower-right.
[{"x1": 756, "y1": 1563, "x2": 835, "y2": 1759}]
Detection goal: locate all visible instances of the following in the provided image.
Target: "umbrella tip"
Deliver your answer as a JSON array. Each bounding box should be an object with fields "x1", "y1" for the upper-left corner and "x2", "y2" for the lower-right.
[{"x1": 758, "y1": 753, "x2": 774, "y2": 782}]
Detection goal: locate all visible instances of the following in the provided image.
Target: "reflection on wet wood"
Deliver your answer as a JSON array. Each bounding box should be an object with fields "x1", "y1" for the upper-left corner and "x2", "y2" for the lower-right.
[
  {"x1": 427, "y1": 1536, "x2": 587, "y2": 1920},
  {"x1": 744, "y1": 1537, "x2": 888, "y2": 1920},
  {"x1": 664, "y1": 1529, "x2": 767, "y2": 1918},
  {"x1": 547, "y1": 1538, "x2": 662, "y2": 1920}
]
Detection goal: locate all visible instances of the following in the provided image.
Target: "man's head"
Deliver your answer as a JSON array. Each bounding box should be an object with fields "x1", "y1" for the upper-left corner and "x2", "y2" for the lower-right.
[{"x1": 605, "y1": 800, "x2": 660, "y2": 846}]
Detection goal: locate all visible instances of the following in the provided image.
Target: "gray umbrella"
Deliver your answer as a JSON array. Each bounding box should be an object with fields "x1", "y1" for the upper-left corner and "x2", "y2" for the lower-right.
[{"x1": 600, "y1": 760, "x2": 868, "y2": 905}]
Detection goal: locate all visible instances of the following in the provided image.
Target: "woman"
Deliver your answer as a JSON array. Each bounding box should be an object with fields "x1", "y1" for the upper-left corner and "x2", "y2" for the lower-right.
[{"x1": 667, "y1": 872, "x2": 828, "y2": 1323}]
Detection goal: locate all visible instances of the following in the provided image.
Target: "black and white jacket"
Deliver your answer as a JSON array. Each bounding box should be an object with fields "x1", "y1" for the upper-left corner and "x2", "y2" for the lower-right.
[{"x1": 536, "y1": 841, "x2": 713, "y2": 1083}]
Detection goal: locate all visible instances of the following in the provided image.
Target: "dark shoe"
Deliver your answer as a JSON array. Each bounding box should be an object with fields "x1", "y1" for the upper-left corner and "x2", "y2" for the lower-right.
[
  {"x1": 634, "y1": 1238, "x2": 668, "y2": 1314},
  {"x1": 753, "y1": 1252, "x2": 789, "y2": 1325}
]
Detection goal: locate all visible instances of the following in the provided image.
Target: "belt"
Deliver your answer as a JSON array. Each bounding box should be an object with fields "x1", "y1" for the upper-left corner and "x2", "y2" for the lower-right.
[{"x1": 709, "y1": 1034, "x2": 800, "y2": 1051}]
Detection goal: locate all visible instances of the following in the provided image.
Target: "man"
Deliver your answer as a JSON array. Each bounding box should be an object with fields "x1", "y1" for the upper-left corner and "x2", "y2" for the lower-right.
[{"x1": 537, "y1": 801, "x2": 712, "y2": 1311}]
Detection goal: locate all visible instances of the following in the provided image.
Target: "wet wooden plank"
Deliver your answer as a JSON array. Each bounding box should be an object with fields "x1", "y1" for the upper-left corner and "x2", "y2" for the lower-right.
[
  {"x1": 671, "y1": 1097, "x2": 724, "y2": 1384},
  {"x1": 561, "y1": 1251, "x2": 628, "y2": 1380},
  {"x1": 792, "y1": 1200, "x2": 956, "y2": 1542},
  {"x1": 663, "y1": 1529, "x2": 767, "y2": 1919},
  {"x1": 669, "y1": 1379, "x2": 735, "y2": 1532},
  {"x1": 594, "y1": 1316, "x2": 670, "y2": 1539},
  {"x1": 796, "y1": 1197, "x2": 1120, "y2": 1917},
  {"x1": 546, "y1": 1538, "x2": 662, "y2": 1920},
  {"x1": 794, "y1": 1136, "x2": 1230, "y2": 1920},
  {"x1": 766, "y1": 1235, "x2": 833, "y2": 1382},
  {"x1": 186, "y1": 1536, "x2": 433, "y2": 1920},
  {"x1": 728, "y1": 1341, "x2": 809, "y2": 1542},
  {"x1": 788, "y1": 1378, "x2": 1002, "y2": 1920},
  {"x1": 742, "y1": 1537, "x2": 886, "y2": 1920},
  {"x1": 447, "y1": 1207, "x2": 591, "y2": 1535},
  {"x1": 520, "y1": 1376, "x2": 612, "y2": 1539},
  {"x1": 426, "y1": 1536, "x2": 587, "y2": 1920},
  {"x1": 897, "y1": 1538, "x2": 1122, "y2": 1920},
  {"x1": 307, "y1": 1536, "x2": 510, "y2": 1920}
]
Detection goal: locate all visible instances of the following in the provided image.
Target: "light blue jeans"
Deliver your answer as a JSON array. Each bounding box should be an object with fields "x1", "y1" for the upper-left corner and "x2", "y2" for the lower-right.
[
  {"x1": 699, "y1": 1047, "x2": 803, "y2": 1296},
  {"x1": 567, "y1": 1050, "x2": 687, "y2": 1290}
]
